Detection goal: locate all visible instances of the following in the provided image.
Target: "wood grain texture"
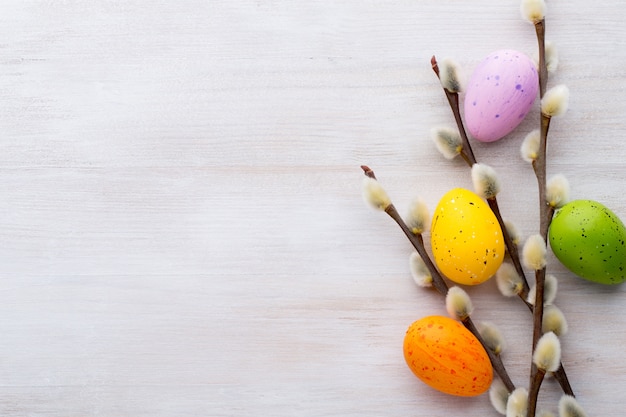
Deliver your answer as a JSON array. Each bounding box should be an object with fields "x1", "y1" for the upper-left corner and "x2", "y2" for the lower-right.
[{"x1": 1, "y1": 1, "x2": 624, "y2": 415}]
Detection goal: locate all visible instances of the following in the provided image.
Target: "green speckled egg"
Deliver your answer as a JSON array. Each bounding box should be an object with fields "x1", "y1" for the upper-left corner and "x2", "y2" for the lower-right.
[{"x1": 549, "y1": 200, "x2": 626, "y2": 285}]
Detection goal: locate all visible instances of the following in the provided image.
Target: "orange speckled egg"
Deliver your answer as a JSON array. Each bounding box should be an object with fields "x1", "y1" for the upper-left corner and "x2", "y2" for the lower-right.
[
  {"x1": 430, "y1": 188, "x2": 504, "y2": 285},
  {"x1": 403, "y1": 315, "x2": 493, "y2": 397}
]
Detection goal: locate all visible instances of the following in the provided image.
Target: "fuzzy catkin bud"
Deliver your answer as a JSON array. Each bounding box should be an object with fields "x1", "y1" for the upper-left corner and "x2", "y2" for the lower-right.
[
  {"x1": 496, "y1": 263, "x2": 524, "y2": 297},
  {"x1": 432, "y1": 126, "x2": 462, "y2": 160},
  {"x1": 472, "y1": 163, "x2": 501, "y2": 199},
  {"x1": 533, "y1": 331, "x2": 561, "y2": 372},
  {"x1": 439, "y1": 58, "x2": 463, "y2": 93},
  {"x1": 547, "y1": 174, "x2": 570, "y2": 208},
  {"x1": 543, "y1": 305, "x2": 568, "y2": 336},
  {"x1": 527, "y1": 274, "x2": 558, "y2": 306},
  {"x1": 446, "y1": 286, "x2": 473, "y2": 320},
  {"x1": 545, "y1": 41, "x2": 559, "y2": 73},
  {"x1": 362, "y1": 177, "x2": 391, "y2": 211},
  {"x1": 521, "y1": 129, "x2": 540, "y2": 163},
  {"x1": 521, "y1": 0, "x2": 546, "y2": 24},
  {"x1": 533, "y1": 41, "x2": 559, "y2": 74},
  {"x1": 506, "y1": 387, "x2": 528, "y2": 417},
  {"x1": 504, "y1": 220, "x2": 521, "y2": 246},
  {"x1": 478, "y1": 322, "x2": 505, "y2": 354},
  {"x1": 558, "y1": 395, "x2": 588, "y2": 417},
  {"x1": 406, "y1": 198, "x2": 430, "y2": 235},
  {"x1": 489, "y1": 378, "x2": 509, "y2": 415},
  {"x1": 522, "y1": 234, "x2": 547, "y2": 271},
  {"x1": 546, "y1": 274, "x2": 558, "y2": 304},
  {"x1": 409, "y1": 252, "x2": 433, "y2": 288},
  {"x1": 541, "y1": 84, "x2": 570, "y2": 117}
]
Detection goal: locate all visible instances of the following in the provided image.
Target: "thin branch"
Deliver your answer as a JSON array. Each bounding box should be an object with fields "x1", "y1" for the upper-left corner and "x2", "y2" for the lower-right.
[
  {"x1": 487, "y1": 197, "x2": 532, "y2": 304},
  {"x1": 527, "y1": 17, "x2": 575, "y2": 417},
  {"x1": 431, "y1": 56, "x2": 476, "y2": 165},
  {"x1": 528, "y1": 367, "x2": 547, "y2": 417}
]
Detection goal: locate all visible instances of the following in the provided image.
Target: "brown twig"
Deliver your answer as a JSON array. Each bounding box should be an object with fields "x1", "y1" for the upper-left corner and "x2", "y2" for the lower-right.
[
  {"x1": 527, "y1": 17, "x2": 575, "y2": 417},
  {"x1": 487, "y1": 197, "x2": 532, "y2": 304},
  {"x1": 528, "y1": 367, "x2": 547, "y2": 417},
  {"x1": 431, "y1": 56, "x2": 476, "y2": 165},
  {"x1": 535, "y1": 20, "x2": 548, "y2": 97}
]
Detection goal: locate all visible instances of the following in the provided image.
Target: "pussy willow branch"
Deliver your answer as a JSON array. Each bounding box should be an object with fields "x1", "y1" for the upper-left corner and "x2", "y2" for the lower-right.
[
  {"x1": 486, "y1": 197, "x2": 532, "y2": 311},
  {"x1": 535, "y1": 20, "x2": 548, "y2": 97},
  {"x1": 361, "y1": 165, "x2": 516, "y2": 393},
  {"x1": 528, "y1": 366, "x2": 547, "y2": 417},
  {"x1": 431, "y1": 55, "x2": 531, "y2": 302},
  {"x1": 528, "y1": 17, "x2": 575, "y2": 417},
  {"x1": 430, "y1": 56, "x2": 476, "y2": 166}
]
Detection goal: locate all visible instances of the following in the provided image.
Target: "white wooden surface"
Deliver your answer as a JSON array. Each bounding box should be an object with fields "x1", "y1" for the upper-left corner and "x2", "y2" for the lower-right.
[{"x1": 1, "y1": 1, "x2": 624, "y2": 416}]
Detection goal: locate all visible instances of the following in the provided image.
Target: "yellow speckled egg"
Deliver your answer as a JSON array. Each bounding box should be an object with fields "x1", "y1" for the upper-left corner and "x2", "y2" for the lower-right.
[
  {"x1": 403, "y1": 315, "x2": 493, "y2": 396},
  {"x1": 430, "y1": 188, "x2": 504, "y2": 285}
]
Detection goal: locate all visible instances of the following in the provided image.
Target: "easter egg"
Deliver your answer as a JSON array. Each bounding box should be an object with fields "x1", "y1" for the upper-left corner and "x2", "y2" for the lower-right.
[
  {"x1": 464, "y1": 49, "x2": 539, "y2": 142},
  {"x1": 403, "y1": 315, "x2": 493, "y2": 396},
  {"x1": 431, "y1": 188, "x2": 504, "y2": 285},
  {"x1": 549, "y1": 200, "x2": 626, "y2": 285}
]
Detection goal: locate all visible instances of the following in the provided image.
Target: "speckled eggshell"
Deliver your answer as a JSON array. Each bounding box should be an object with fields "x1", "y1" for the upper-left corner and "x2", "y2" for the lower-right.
[
  {"x1": 430, "y1": 188, "x2": 504, "y2": 285},
  {"x1": 464, "y1": 49, "x2": 538, "y2": 142},
  {"x1": 403, "y1": 315, "x2": 493, "y2": 397},
  {"x1": 549, "y1": 200, "x2": 626, "y2": 285}
]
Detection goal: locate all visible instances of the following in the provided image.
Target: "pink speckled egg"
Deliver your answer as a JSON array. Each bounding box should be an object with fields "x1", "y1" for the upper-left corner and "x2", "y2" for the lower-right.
[{"x1": 464, "y1": 50, "x2": 538, "y2": 142}]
